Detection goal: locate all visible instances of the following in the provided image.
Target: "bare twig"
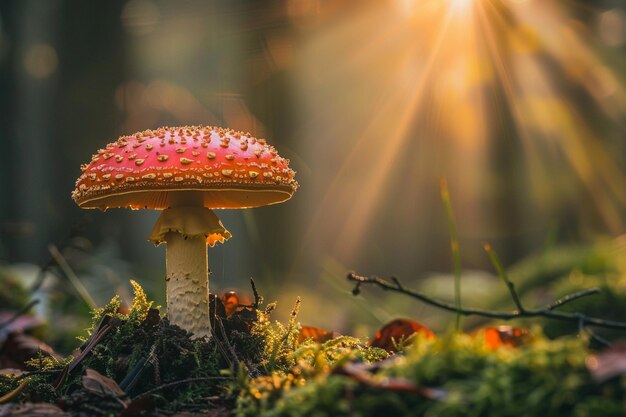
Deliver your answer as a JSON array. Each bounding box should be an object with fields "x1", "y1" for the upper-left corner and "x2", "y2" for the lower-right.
[
  {"x1": 546, "y1": 288, "x2": 600, "y2": 311},
  {"x1": 347, "y1": 272, "x2": 626, "y2": 331}
]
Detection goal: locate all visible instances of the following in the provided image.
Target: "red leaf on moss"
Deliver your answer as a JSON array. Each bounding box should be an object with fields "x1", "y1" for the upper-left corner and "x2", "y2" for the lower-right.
[
  {"x1": 482, "y1": 326, "x2": 530, "y2": 349},
  {"x1": 369, "y1": 318, "x2": 435, "y2": 352},
  {"x1": 221, "y1": 291, "x2": 240, "y2": 317},
  {"x1": 298, "y1": 326, "x2": 336, "y2": 344},
  {"x1": 221, "y1": 291, "x2": 253, "y2": 318}
]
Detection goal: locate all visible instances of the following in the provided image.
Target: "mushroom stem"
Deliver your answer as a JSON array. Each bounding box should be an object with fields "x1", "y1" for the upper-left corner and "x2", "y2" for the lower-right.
[
  {"x1": 149, "y1": 195, "x2": 231, "y2": 339},
  {"x1": 164, "y1": 230, "x2": 211, "y2": 338}
]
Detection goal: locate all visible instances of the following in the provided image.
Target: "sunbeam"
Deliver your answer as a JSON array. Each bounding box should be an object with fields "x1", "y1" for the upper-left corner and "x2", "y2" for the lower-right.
[{"x1": 292, "y1": 0, "x2": 626, "y2": 277}]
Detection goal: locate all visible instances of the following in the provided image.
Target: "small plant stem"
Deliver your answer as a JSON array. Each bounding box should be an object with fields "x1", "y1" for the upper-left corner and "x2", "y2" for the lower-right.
[
  {"x1": 484, "y1": 244, "x2": 524, "y2": 312},
  {"x1": 440, "y1": 178, "x2": 462, "y2": 329},
  {"x1": 49, "y1": 244, "x2": 96, "y2": 309}
]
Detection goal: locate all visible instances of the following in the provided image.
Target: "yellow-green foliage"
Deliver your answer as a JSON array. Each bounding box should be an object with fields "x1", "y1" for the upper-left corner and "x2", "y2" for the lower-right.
[
  {"x1": 251, "y1": 299, "x2": 302, "y2": 373},
  {"x1": 78, "y1": 295, "x2": 121, "y2": 343},
  {"x1": 25, "y1": 354, "x2": 72, "y2": 371},
  {"x1": 128, "y1": 279, "x2": 153, "y2": 322},
  {"x1": 79, "y1": 279, "x2": 154, "y2": 343},
  {"x1": 238, "y1": 328, "x2": 388, "y2": 416},
  {"x1": 237, "y1": 331, "x2": 625, "y2": 417}
]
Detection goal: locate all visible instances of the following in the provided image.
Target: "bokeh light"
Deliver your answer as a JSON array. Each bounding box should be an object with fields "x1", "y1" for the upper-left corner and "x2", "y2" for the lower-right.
[{"x1": 23, "y1": 43, "x2": 57, "y2": 79}]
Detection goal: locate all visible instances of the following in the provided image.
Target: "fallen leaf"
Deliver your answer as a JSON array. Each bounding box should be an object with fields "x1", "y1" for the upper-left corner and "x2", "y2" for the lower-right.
[
  {"x1": 82, "y1": 368, "x2": 126, "y2": 398},
  {"x1": 0, "y1": 312, "x2": 42, "y2": 346},
  {"x1": 482, "y1": 326, "x2": 530, "y2": 349},
  {"x1": 222, "y1": 291, "x2": 240, "y2": 317},
  {"x1": 298, "y1": 326, "x2": 337, "y2": 344},
  {"x1": 0, "y1": 369, "x2": 23, "y2": 377},
  {"x1": 221, "y1": 291, "x2": 254, "y2": 318},
  {"x1": 334, "y1": 362, "x2": 446, "y2": 400},
  {"x1": 370, "y1": 319, "x2": 435, "y2": 352},
  {"x1": 0, "y1": 333, "x2": 60, "y2": 370}
]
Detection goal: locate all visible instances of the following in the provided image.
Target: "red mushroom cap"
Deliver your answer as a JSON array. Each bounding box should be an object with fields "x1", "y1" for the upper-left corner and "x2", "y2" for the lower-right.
[{"x1": 72, "y1": 126, "x2": 298, "y2": 210}]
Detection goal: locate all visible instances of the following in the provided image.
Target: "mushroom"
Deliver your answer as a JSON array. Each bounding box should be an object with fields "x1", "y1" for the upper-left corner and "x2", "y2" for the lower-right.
[{"x1": 72, "y1": 125, "x2": 298, "y2": 338}]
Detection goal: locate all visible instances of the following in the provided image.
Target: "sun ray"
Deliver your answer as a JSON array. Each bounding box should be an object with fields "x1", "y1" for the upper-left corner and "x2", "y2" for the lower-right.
[{"x1": 291, "y1": 0, "x2": 626, "y2": 276}]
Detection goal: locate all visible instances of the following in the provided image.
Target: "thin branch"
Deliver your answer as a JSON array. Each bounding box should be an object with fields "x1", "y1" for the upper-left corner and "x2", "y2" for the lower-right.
[
  {"x1": 391, "y1": 277, "x2": 403, "y2": 290},
  {"x1": 347, "y1": 272, "x2": 626, "y2": 331},
  {"x1": 547, "y1": 288, "x2": 600, "y2": 311}
]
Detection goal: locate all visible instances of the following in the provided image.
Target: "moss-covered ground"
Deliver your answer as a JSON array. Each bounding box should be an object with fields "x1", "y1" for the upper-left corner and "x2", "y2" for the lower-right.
[{"x1": 1, "y1": 241, "x2": 626, "y2": 416}]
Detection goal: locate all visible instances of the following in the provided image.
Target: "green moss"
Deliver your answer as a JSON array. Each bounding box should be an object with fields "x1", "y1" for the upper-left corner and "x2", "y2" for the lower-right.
[
  {"x1": 237, "y1": 331, "x2": 625, "y2": 417},
  {"x1": 251, "y1": 299, "x2": 302, "y2": 373},
  {"x1": 0, "y1": 373, "x2": 58, "y2": 404}
]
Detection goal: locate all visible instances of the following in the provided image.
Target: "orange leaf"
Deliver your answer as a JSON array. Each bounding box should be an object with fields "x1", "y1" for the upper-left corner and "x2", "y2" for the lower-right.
[
  {"x1": 370, "y1": 318, "x2": 435, "y2": 353},
  {"x1": 298, "y1": 326, "x2": 336, "y2": 344},
  {"x1": 482, "y1": 326, "x2": 530, "y2": 349},
  {"x1": 221, "y1": 291, "x2": 240, "y2": 318}
]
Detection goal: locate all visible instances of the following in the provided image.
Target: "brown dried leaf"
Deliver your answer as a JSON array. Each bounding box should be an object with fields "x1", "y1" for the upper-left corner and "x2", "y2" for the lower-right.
[
  {"x1": 0, "y1": 403, "x2": 69, "y2": 416},
  {"x1": 0, "y1": 334, "x2": 60, "y2": 370},
  {"x1": 0, "y1": 312, "x2": 42, "y2": 344},
  {"x1": 82, "y1": 368, "x2": 126, "y2": 398},
  {"x1": 334, "y1": 362, "x2": 446, "y2": 400},
  {"x1": 0, "y1": 369, "x2": 23, "y2": 377},
  {"x1": 370, "y1": 318, "x2": 435, "y2": 352}
]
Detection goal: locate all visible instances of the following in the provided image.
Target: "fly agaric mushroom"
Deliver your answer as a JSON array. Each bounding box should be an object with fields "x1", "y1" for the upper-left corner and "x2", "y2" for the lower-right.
[{"x1": 72, "y1": 125, "x2": 298, "y2": 338}]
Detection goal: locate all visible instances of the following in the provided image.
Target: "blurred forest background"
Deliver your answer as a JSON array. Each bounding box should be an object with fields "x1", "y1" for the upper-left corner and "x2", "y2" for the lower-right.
[{"x1": 0, "y1": 0, "x2": 624, "y2": 345}]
